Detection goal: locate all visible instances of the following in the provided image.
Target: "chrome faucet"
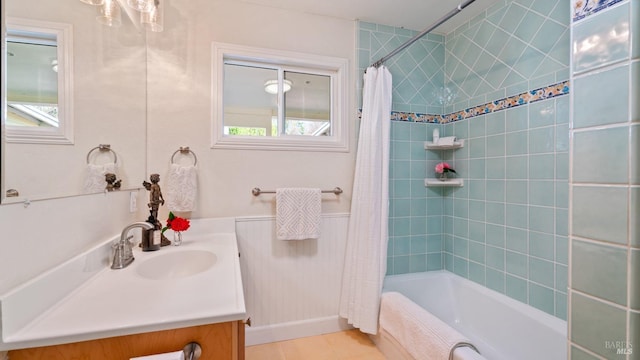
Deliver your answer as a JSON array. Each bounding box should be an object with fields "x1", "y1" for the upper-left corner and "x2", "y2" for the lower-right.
[{"x1": 111, "y1": 222, "x2": 154, "y2": 269}]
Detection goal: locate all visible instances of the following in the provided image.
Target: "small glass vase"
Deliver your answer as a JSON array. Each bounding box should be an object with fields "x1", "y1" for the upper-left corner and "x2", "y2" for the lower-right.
[
  {"x1": 173, "y1": 231, "x2": 183, "y2": 246},
  {"x1": 438, "y1": 172, "x2": 448, "y2": 181}
]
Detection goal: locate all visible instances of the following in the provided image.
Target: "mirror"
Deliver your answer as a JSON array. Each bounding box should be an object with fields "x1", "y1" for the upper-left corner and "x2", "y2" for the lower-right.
[{"x1": 1, "y1": 0, "x2": 147, "y2": 203}]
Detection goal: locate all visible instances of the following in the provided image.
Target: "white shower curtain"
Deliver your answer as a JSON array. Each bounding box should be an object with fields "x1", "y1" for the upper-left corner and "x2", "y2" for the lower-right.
[{"x1": 339, "y1": 65, "x2": 392, "y2": 334}]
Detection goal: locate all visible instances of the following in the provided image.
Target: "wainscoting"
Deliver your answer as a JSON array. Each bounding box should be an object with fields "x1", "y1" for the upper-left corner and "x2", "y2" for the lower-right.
[{"x1": 235, "y1": 214, "x2": 352, "y2": 345}]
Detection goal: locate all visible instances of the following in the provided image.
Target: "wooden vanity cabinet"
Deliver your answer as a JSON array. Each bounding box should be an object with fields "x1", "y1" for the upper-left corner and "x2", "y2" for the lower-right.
[{"x1": 8, "y1": 320, "x2": 245, "y2": 360}]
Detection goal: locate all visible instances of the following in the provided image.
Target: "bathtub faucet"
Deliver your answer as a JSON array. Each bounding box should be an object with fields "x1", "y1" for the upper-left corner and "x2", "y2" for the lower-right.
[{"x1": 111, "y1": 222, "x2": 154, "y2": 269}]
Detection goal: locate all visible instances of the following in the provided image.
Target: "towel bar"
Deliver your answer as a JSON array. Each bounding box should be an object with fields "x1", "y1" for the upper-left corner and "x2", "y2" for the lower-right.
[
  {"x1": 86, "y1": 144, "x2": 118, "y2": 164},
  {"x1": 171, "y1": 146, "x2": 198, "y2": 166},
  {"x1": 252, "y1": 187, "x2": 343, "y2": 196}
]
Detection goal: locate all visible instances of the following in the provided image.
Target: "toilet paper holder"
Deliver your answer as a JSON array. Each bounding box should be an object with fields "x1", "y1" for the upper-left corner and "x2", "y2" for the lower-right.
[{"x1": 183, "y1": 342, "x2": 202, "y2": 360}]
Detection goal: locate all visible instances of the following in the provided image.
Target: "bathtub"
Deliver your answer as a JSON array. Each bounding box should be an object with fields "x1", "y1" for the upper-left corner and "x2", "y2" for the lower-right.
[{"x1": 375, "y1": 271, "x2": 567, "y2": 360}]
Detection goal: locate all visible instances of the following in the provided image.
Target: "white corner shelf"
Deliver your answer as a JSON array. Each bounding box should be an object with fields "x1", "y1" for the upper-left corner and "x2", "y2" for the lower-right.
[
  {"x1": 424, "y1": 178, "x2": 464, "y2": 187},
  {"x1": 424, "y1": 139, "x2": 465, "y2": 150}
]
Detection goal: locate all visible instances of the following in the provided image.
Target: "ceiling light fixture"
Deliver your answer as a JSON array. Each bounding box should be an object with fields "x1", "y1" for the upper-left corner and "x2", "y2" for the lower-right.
[
  {"x1": 127, "y1": 0, "x2": 154, "y2": 13},
  {"x1": 140, "y1": 0, "x2": 163, "y2": 32},
  {"x1": 264, "y1": 79, "x2": 292, "y2": 94},
  {"x1": 79, "y1": 0, "x2": 163, "y2": 32},
  {"x1": 96, "y1": 0, "x2": 122, "y2": 27}
]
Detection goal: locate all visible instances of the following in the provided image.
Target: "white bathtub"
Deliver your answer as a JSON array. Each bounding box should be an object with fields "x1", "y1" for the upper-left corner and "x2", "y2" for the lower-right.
[{"x1": 377, "y1": 271, "x2": 567, "y2": 360}]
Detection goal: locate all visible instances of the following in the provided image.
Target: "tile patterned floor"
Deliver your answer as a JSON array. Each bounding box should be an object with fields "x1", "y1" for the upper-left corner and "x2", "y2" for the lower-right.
[{"x1": 245, "y1": 329, "x2": 386, "y2": 360}]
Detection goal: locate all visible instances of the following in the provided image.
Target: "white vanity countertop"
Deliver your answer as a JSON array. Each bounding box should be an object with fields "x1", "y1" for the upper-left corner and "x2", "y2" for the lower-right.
[{"x1": 0, "y1": 217, "x2": 246, "y2": 351}]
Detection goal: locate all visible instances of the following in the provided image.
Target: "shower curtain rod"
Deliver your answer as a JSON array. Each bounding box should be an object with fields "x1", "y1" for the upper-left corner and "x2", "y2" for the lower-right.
[{"x1": 369, "y1": 0, "x2": 476, "y2": 69}]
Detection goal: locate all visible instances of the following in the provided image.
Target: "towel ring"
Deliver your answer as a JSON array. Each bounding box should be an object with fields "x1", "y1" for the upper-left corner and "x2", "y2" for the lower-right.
[
  {"x1": 171, "y1": 146, "x2": 198, "y2": 166},
  {"x1": 86, "y1": 144, "x2": 118, "y2": 165}
]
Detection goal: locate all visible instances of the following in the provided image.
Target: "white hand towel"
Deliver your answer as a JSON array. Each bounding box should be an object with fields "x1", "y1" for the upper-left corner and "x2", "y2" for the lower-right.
[
  {"x1": 276, "y1": 188, "x2": 321, "y2": 240},
  {"x1": 437, "y1": 136, "x2": 457, "y2": 146},
  {"x1": 380, "y1": 292, "x2": 479, "y2": 360},
  {"x1": 130, "y1": 350, "x2": 184, "y2": 360},
  {"x1": 83, "y1": 162, "x2": 116, "y2": 193},
  {"x1": 166, "y1": 163, "x2": 198, "y2": 212}
]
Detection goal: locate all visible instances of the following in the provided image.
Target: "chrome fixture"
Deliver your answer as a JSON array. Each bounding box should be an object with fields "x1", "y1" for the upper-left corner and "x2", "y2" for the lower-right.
[
  {"x1": 79, "y1": 0, "x2": 164, "y2": 31},
  {"x1": 111, "y1": 222, "x2": 154, "y2": 269}
]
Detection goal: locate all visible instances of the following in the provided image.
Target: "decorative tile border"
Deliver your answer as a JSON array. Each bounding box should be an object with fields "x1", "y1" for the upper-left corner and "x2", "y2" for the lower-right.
[
  {"x1": 441, "y1": 80, "x2": 570, "y2": 124},
  {"x1": 572, "y1": 0, "x2": 625, "y2": 22},
  {"x1": 358, "y1": 80, "x2": 570, "y2": 124}
]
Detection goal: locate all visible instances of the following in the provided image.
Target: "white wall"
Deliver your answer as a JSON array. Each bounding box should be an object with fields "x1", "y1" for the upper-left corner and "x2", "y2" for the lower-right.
[
  {"x1": 237, "y1": 214, "x2": 350, "y2": 344},
  {"x1": 146, "y1": 0, "x2": 358, "y2": 219}
]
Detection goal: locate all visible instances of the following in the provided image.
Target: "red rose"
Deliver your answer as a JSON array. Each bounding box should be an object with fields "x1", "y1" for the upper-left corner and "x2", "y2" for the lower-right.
[{"x1": 170, "y1": 217, "x2": 190, "y2": 232}]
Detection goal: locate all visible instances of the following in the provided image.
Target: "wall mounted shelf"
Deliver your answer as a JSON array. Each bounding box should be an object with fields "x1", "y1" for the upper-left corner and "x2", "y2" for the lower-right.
[
  {"x1": 424, "y1": 178, "x2": 464, "y2": 187},
  {"x1": 425, "y1": 138, "x2": 464, "y2": 188},
  {"x1": 424, "y1": 139, "x2": 464, "y2": 150}
]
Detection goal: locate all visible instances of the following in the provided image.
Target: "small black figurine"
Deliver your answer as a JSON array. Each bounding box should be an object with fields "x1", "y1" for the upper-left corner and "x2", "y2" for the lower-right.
[{"x1": 105, "y1": 173, "x2": 121, "y2": 192}]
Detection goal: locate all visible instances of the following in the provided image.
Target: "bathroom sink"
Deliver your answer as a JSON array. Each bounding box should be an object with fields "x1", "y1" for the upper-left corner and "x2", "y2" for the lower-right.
[{"x1": 136, "y1": 249, "x2": 217, "y2": 280}]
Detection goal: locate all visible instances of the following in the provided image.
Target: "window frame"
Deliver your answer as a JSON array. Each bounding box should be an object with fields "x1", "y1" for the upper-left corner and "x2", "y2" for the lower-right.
[
  {"x1": 212, "y1": 42, "x2": 349, "y2": 152},
  {"x1": 5, "y1": 17, "x2": 74, "y2": 145}
]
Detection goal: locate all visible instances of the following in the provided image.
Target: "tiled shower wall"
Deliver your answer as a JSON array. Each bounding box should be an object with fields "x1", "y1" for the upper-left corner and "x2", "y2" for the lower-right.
[
  {"x1": 569, "y1": 1, "x2": 640, "y2": 359},
  {"x1": 359, "y1": 0, "x2": 570, "y2": 320},
  {"x1": 358, "y1": 22, "x2": 447, "y2": 274},
  {"x1": 441, "y1": 0, "x2": 570, "y2": 320}
]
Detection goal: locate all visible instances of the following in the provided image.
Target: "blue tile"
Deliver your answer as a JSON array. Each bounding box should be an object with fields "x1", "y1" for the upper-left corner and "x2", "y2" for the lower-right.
[
  {"x1": 410, "y1": 235, "x2": 427, "y2": 254},
  {"x1": 506, "y1": 274, "x2": 528, "y2": 303},
  {"x1": 506, "y1": 227, "x2": 528, "y2": 253},
  {"x1": 573, "y1": 3, "x2": 630, "y2": 73},
  {"x1": 393, "y1": 236, "x2": 411, "y2": 256},
  {"x1": 453, "y1": 256, "x2": 469, "y2": 278},
  {"x1": 469, "y1": 159, "x2": 486, "y2": 178},
  {"x1": 529, "y1": 127, "x2": 555, "y2": 154},
  {"x1": 506, "y1": 251, "x2": 528, "y2": 278},
  {"x1": 427, "y1": 253, "x2": 443, "y2": 270},
  {"x1": 529, "y1": 180, "x2": 555, "y2": 207},
  {"x1": 469, "y1": 220, "x2": 486, "y2": 243},
  {"x1": 529, "y1": 282, "x2": 554, "y2": 315},
  {"x1": 506, "y1": 106, "x2": 528, "y2": 132},
  {"x1": 469, "y1": 241, "x2": 486, "y2": 264},
  {"x1": 555, "y1": 292, "x2": 567, "y2": 321},
  {"x1": 529, "y1": 100, "x2": 556, "y2": 128},
  {"x1": 529, "y1": 205, "x2": 555, "y2": 234},
  {"x1": 506, "y1": 155, "x2": 528, "y2": 179},
  {"x1": 486, "y1": 180, "x2": 505, "y2": 202},
  {"x1": 469, "y1": 138, "x2": 487, "y2": 159},
  {"x1": 556, "y1": 236, "x2": 568, "y2": 265},
  {"x1": 468, "y1": 262, "x2": 486, "y2": 285},
  {"x1": 486, "y1": 202, "x2": 505, "y2": 225},
  {"x1": 506, "y1": 131, "x2": 528, "y2": 155},
  {"x1": 469, "y1": 200, "x2": 486, "y2": 222},
  {"x1": 506, "y1": 180, "x2": 528, "y2": 204},
  {"x1": 529, "y1": 231, "x2": 555, "y2": 260},
  {"x1": 486, "y1": 245, "x2": 505, "y2": 271},
  {"x1": 506, "y1": 204, "x2": 528, "y2": 229},
  {"x1": 529, "y1": 154, "x2": 555, "y2": 179},
  {"x1": 573, "y1": 186, "x2": 628, "y2": 244},
  {"x1": 454, "y1": 236, "x2": 469, "y2": 257},
  {"x1": 486, "y1": 134, "x2": 506, "y2": 157},
  {"x1": 393, "y1": 255, "x2": 411, "y2": 274},
  {"x1": 573, "y1": 127, "x2": 629, "y2": 184},
  {"x1": 486, "y1": 268, "x2": 505, "y2": 293},
  {"x1": 409, "y1": 254, "x2": 427, "y2": 272},
  {"x1": 486, "y1": 158, "x2": 506, "y2": 179},
  {"x1": 573, "y1": 65, "x2": 630, "y2": 128},
  {"x1": 486, "y1": 224, "x2": 505, "y2": 247}
]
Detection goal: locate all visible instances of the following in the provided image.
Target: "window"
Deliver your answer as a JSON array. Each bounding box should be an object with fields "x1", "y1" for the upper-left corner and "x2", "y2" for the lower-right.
[
  {"x1": 212, "y1": 42, "x2": 349, "y2": 152},
  {"x1": 5, "y1": 18, "x2": 73, "y2": 144}
]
